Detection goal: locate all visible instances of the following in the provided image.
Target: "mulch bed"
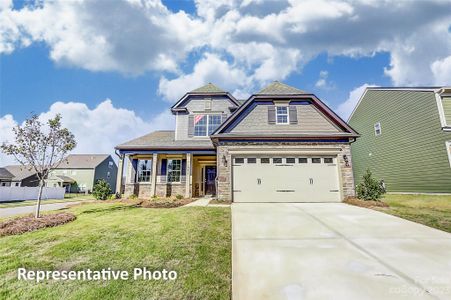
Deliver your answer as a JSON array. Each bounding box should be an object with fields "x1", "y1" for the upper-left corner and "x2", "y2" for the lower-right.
[
  {"x1": 117, "y1": 197, "x2": 194, "y2": 208},
  {"x1": 344, "y1": 197, "x2": 389, "y2": 208},
  {"x1": 0, "y1": 212, "x2": 76, "y2": 237}
]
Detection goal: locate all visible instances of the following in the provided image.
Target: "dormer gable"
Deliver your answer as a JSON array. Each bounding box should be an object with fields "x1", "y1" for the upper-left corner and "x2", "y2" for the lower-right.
[{"x1": 171, "y1": 83, "x2": 240, "y2": 115}]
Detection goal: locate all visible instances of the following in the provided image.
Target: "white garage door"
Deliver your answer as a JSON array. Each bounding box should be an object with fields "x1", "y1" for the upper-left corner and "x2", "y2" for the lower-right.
[{"x1": 232, "y1": 156, "x2": 341, "y2": 203}]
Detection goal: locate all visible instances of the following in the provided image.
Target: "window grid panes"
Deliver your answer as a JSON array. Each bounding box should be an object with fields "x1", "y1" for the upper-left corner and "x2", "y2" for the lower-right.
[
  {"x1": 299, "y1": 158, "x2": 308, "y2": 163},
  {"x1": 167, "y1": 159, "x2": 181, "y2": 183},
  {"x1": 234, "y1": 158, "x2": 244, "y2": 164},
  {"x1": 324, "y1": 158, "x2": 333, "y2": 164},
  {"x1": 247, "y1": 158, "x2": 257, "y2": 163},
  {"x1": 276, "y1": 106, "x2": 288, "y2": 124},
  {"x1": 374, "y1": 122, "x2": 381, "y2": 136},
  {"x1": 286, "y1": 158, "x2": 295, "y2": 164},
  {"x1": 194, "y1": 114, "x2": 222, "y2": 136},
  {"x1": 273, "y1": 158, "x2": 282, "y2": 164},
  {"x1": 137, "y1": 159, "x2": 152, "y2": 182},
  {"x1": 312, "y1": 158, "x2": 321, "y2": 164},
  {"x1": 261, "y1": 158, "x2": 270, "y2": 164}
]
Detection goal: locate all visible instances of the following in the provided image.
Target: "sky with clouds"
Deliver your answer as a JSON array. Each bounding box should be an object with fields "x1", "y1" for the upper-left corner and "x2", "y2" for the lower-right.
[{"x1": 1, "y1": 0, "x2": 451, "y2": 165}]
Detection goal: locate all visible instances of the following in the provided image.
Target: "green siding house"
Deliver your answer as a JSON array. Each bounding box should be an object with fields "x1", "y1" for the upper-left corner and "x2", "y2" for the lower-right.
[
  {"x1": 46, "y1": 154, "x2": 118, "y2": 193},
  {"x1": 349, "y1": 87, "x2": 451, "y2": 193}
]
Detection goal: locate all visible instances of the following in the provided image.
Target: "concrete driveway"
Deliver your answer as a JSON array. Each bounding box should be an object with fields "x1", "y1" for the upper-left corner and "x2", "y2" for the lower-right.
[
  {"x1": 232, "y1": 203, "x2": 451, "y2": 300},
  {"x1": 0, "y1": 202, "x2": 80, "y2": 218}
]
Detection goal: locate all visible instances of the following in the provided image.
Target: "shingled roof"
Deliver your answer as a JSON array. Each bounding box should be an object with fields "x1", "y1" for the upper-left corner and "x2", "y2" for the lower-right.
[
  {"x1": 116, "y1": 130, "x2": 214, "y2": 150},
  {"x1": 57, "y1": 154, "x2": 110, "y2": 169},
  {"x1": 4, "y1": 165, "x2": 36, "y2": 181},
  {"x1": 190, "y1": 83, "x2": 225, "y2": 94},
  {"x1": 257, "y1": 81, "x2": 307, "y2": 95},
  {"x1": 0, "y1": 167, "x2": 14, "y2": 180}
]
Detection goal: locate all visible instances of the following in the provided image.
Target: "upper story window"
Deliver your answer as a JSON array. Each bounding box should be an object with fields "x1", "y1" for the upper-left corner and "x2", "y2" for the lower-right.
[
  {"x1": 108, "y1": 161, "x2": 114, "y2": 169},
  {"x1": 441, "y1": 96, "x2": 451, "y2": 127},
  {"x1": 137, "y1": 159, "x2": 152, "y2": 182},
  {"x1": 374, "y1": 122, "x2": 382, "y2": 136},
  {"x1": 276, "y1": 106, "x2": 289, "y2": 124},
  {"x1": 194, "y1": 114, "x2": 222, "y2": 136},
  {"x1": 446, "y1": 141, "x2": 451, "y2": 168}
]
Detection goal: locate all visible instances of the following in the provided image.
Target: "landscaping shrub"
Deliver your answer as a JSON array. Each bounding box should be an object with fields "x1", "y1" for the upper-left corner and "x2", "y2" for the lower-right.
[
  {"x1": 128, "y1": 194, "x2": 138, "y2": 200},
  {"x1": 0, "y1": 212, "x2": 76, "y2": 236},
  {"x1": 175, "y1": 194, "x2": 183, "y2": 200},
  {"x1": 92, "y1": 179, "x2": 112, "y2": 200},
  {"x1": 356, "y1": 169, "x2": 386, "y2": 201}
]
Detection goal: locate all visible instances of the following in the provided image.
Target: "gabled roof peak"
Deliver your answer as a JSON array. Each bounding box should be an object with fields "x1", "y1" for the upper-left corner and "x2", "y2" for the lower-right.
[
  {"x1": 190, "y1": 83, "x2": 225, "y2": 94},
  {"x1": 257, "y1": 81, "x2": 307, "y2": 95}
]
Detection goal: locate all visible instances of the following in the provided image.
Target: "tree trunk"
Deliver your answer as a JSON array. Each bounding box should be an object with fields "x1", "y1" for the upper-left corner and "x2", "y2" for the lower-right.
[{"x1": 35, "y1": 180, "x2": 44, "y2": 218}]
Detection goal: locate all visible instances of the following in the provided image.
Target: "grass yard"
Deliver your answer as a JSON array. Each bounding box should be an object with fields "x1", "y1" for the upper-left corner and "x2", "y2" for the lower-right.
[
  {"x1": 376, "y1": 194, "x2": 451, "y2": 233},
  {"x1": 0, "y1": 194, "x2": 95, "y2": 208},
  {"x1": 0, "y1": 202, "x2": 231, "y2": 299}
]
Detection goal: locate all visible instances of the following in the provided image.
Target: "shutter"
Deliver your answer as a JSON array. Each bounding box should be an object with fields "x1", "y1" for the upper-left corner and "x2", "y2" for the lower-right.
[
  {"x1": 289, "y1": 106, "x2": 298, "y2": 124},
  {"x1": 161, "y1": 159, "x2": 167, "y2": 175},
  {"x1": 268, "y1": 106, "x2": 276, "y2": 124},
  {"x1": 131, "y1": 159, "x2": 138, "y2": 182},
  {"x1": 188, "y1": 115, "x2": 194, "y2": 137},
  {"x1": 182, "y1": 159, "x2": 187, "y2": 175}
]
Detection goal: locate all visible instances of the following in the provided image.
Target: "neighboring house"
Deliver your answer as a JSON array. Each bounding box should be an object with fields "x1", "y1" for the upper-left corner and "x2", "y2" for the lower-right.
[
  {"x1": 3, "y1": 165, "x2": 40, "y2": 187},
  {"x1": 348, "y1": 87, "x2": 451, "y2": 193},
  {"x1": 0, "y1": 168, "x2": 14, "y2": 186},
  {"x1": 115, "y1": 82, "x2": 359, "y2": 202},
  {"x1": 46, "y1": 154, "x2": 118, "y2": 193}
]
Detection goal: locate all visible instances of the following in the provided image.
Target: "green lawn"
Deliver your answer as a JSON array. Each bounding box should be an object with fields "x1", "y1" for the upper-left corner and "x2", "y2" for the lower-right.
[
  {"x1": 0, "y1": 194, "x2": 95, "y2": 208},
  {"x1": 377, "y1": 194, "x2": 451, "y2": 233},
  {"x1": 0, "y1": 203, "x2": 231, "y2": 299}
]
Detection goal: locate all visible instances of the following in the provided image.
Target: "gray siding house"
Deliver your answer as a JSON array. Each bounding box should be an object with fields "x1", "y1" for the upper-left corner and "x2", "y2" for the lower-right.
[
  {"x1": 349, "y1": 87, "x2": 451, "y2": 193},
  {"x1": 116, "y1": 82, "x2": 359, "y2": 202},
  {"x1": 0, "y1": 168, "x2": 14, "y2": 186},
  {"x1": 3, "y1": 165, "x2": 40, "y2": 187},
  {"x1": 46, "y1": 154, "x2": 118, "y2": 193}
]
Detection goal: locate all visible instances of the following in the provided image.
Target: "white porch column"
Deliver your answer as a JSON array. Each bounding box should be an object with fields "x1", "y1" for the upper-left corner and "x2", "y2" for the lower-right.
[
  {"x1": 151, "y1": 153, "x2": 158, "y2": 196},
  {"x1": 115, "y1": 153, "x2": 124, "y2": 194},
  {"x1": 185, "y1": 153, "x2": 192, "y2": 198},
  {"x1": 126, "y1": 155, "x2": 136, "y2": 184}
]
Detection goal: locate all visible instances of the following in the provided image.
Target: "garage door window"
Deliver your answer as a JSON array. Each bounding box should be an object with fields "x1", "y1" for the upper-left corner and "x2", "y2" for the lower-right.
[
  {"x1": 234, "y1": 158, "x2": 244, "y2": 164},
  {"x1": 299, "y1": 158, "x2": 307, "y2": 163},
  {"x1": 324, "y1": 158, "x2": 333, "y2": 164},
  {"x1": 286, "y1": 158, "x2": 295, "y2": 164},
  {"x1": 261, "y1": 158, "x2": 270, "y2": 164},
  {"x1": 247, "y1": 158, "x2": 257, "y2": 164},
  {"x1": 273, "y1": 158, "x2": 282, "y2": 164},
  {"x1": 312, "y1": 158, "x2": 321, "y2": 163}
]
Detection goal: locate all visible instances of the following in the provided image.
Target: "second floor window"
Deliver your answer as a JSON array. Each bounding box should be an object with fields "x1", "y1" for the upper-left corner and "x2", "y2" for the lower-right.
[
  {"x1": 137, "y1": 159, "x2": 152, "y2": 182},
  {"x1": 194, "y1": 114, "x2": 222, "y2": 136},
  {"x1": 276, "y1": 106, "x2": 289, "y2": 124},
  {"x1": 374, "y1": 122, "x2": 382, "y2": 136}
]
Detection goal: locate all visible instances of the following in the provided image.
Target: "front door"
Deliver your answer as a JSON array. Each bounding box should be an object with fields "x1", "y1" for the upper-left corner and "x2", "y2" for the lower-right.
[{"x1": 204, "y1": 166, "x2": 217, "y2": 195}]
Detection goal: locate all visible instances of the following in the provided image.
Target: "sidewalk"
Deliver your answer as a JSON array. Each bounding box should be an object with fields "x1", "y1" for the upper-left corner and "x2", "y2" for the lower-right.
[{"x1": 0, "y1": 201, "x2": 80, "y2": 218}]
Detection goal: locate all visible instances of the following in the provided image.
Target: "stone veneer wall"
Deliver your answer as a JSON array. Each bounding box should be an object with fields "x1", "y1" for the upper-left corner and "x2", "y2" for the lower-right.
[
  {"x1": 124, "y1": 183, "x2": 187, "y2": 198},
  {"x1": 216, "y1": 142, "x2": 355, "y2": 201}
]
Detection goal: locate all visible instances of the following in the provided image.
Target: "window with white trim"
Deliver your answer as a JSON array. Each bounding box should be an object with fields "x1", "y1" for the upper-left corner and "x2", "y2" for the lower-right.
[
  {"x1": 108, "y1": 161, "x2": 114, "y2": 169},
  {"x1": 276, "y1": 106, "x2": 289, "y2": 124},
  {"x1": 194, "y1": 114, "x2": 222, "y2": 136},
  {"x1": 167, "y1": 159, "x2": 181, "y2": 183},
  {"x1": 137, "y1": 159, "x2": 152, "y2": 182},
  {"x1": 374, "y1": 122, "x2": 382, "y2": 136}
]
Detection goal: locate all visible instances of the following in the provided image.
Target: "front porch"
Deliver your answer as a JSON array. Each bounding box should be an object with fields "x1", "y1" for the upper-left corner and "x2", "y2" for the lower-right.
[{"x1": 118, "y1": 152, "x2": 217, "y2": 199}]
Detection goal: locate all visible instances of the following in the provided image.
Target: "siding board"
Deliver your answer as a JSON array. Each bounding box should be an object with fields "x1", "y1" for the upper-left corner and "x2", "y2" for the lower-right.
[{"x1": 349, "y1": 90, "x2": 451, "y2": 193}]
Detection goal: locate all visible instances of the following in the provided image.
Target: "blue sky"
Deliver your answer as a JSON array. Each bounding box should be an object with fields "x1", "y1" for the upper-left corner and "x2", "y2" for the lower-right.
[{"x1": 1, "y1": 0, "x2": 450, "y2": 165}]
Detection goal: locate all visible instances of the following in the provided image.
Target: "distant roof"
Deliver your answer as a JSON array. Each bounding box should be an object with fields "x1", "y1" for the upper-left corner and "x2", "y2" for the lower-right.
[
  {"x1": 4, "y1": 165, "x2": 36, "y2": 181},
  {"x1": 116, "y1": 130, "x2": 214, "y2": 150},
  {"x1": 56, "y1": 175, "x2": 76, "y2": 183},
  {"x1": 257, "y1": 81, "x2": 307, "y2": 95},
  {"x1": 0, "y1": 167, "x2": 14, "y2": 180},
  {"x1": 190, "y1": 83, "x2": 225, "y2": 94},
  {"x1": 366, "y1": 87, "x2": 442, "y2": 91},
  {"x1": 57, "y1": 154, "x2": 110, "y2": 169}
]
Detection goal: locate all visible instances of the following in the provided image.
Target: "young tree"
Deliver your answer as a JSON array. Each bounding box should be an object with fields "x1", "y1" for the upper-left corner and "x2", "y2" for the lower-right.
[{"x1": 1, "y1": 114, "x2": 76, "y2": 218}]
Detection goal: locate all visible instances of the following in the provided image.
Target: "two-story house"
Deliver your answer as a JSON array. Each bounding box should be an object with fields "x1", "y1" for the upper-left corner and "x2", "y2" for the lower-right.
[
  {"x1": 115, "y1": 81, "x2": 359, "y2": 202},
  {"x1": 349, "y1": 87, "x2": 451, "y2": 193}
]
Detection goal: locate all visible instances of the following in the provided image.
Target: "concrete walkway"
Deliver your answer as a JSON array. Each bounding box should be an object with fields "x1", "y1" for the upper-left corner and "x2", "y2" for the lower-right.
[
  {"x1": 0, "y1": 201, "x2": 80, "y2": 218},
  {"x1": 233, "y1": 203, "x2": 451, "y2": 300},
  {"x1": 184, "y1": 196, "x2": 213, "y2": 207}
]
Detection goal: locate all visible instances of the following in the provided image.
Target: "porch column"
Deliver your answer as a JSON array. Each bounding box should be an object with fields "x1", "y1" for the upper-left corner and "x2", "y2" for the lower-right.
[
  {"x1": 185, "y1": 153, "x2": 192, "y2": 198},
  {"x1": 151, "y1": 153, "x2": 158, "y2": 196},
  {"x1": 126, "y1": 155, "x2": 135, "y2": 184},
  {"x1": 115, "y1": 153, "x2": 124, "y2": 194}
]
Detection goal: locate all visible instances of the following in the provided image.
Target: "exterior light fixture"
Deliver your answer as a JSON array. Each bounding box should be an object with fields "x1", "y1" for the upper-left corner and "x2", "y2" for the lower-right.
[
  {"x1": 343, "y1": 155, "x2": 349, "y2": 167},
  {"x1": 222, "y1": 154, "x2": 228, "y2": 167}
]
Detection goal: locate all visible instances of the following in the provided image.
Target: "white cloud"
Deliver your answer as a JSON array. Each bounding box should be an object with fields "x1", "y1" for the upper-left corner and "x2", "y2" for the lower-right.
[
  {"x1": 0, "y1": 100, "x2": 174, "y2": 166},
  {"x1": 336, "y1": 83, "x2": 377, "y2": 120},
  {"x1": 315, "y1": 70, "x2": 335, "y2": 89},
  {"x1": 158, "y1": 53, "x2": 250, "y2": 101},
  {"x1": 431, "y1": 55, "x2": 451, "y2": 85},
  {"x1": 2, "y1": 0, "x2": 451, "y2": 87}
]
